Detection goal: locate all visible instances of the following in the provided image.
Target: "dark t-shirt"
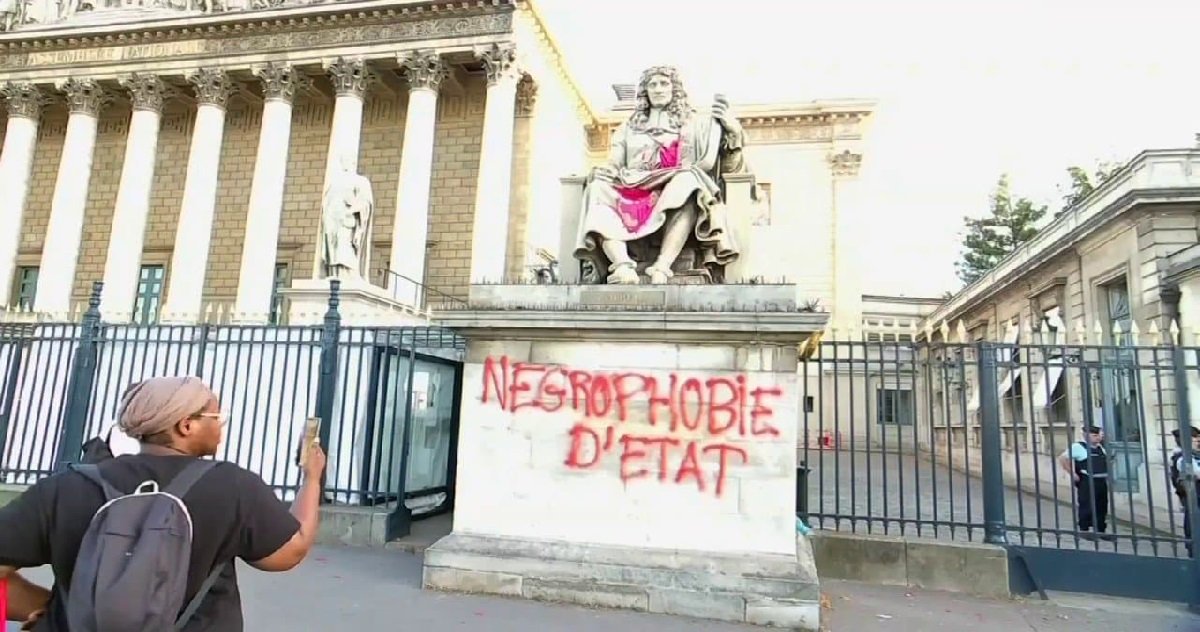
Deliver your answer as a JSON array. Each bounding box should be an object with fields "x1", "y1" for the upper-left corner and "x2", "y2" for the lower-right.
[{"x1": 0, "y1": 454, "x2": 300, "y2": 631}]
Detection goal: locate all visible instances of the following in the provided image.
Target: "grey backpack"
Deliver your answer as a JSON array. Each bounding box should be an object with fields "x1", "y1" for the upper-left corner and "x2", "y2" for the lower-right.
[{"x1": 65, "y1": 460, "x2": 226, "y2": 631}]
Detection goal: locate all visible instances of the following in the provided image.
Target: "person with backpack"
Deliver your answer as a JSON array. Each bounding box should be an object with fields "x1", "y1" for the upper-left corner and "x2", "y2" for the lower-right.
[{"x1": 0, "y1": 375, "x2": 326, "y2": 631}]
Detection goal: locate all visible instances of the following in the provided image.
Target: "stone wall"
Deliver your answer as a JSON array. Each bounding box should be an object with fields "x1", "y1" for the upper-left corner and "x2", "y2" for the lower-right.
[
  {"x1": 424, "y1": 77, "x2": 486, "y2": 301},
  {"x1": 453, "y1": 339, "x2": 800, "y2": 556},
  {"x1": 204, "y1": 103, "x2": 268, "y2": 304}
]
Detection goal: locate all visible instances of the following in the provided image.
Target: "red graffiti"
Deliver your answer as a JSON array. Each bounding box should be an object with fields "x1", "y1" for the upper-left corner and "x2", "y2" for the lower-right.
[
  {"x1": 565, "y1": 425, "x2": 749, "y2": 497},
  {"x1": 482, "y1": 356, "x2": 783, "y2": 439},
  {"x1": 483, "y1": 356, "x2": 786, "y2": 499}
]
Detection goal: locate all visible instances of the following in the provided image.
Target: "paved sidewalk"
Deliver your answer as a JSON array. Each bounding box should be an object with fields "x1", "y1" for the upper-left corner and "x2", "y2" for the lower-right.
[
  {"x1": 823, "y1": 579, "x2": 1200, "y2": 631},
  {"x1": 8, "y1": 545, "x2": 1199, "y2": 631}
]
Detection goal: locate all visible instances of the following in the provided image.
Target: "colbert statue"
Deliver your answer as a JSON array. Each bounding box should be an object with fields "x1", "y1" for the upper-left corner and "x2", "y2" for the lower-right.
[
  {"x1": 321, "y1": 154, "x2": 375, "y2": 281},
  {"x1": 573, "y1": 65, "x2": 750, "y2": 285}
]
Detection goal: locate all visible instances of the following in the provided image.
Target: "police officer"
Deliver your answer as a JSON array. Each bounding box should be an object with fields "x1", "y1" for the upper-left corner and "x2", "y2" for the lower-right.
[
  {"x1": 1169, "y1": 425, "x2": 1200, "y2": 555},
  {"x1": 1057, "y1": 425, "x2": 1111, "y2": 541}
]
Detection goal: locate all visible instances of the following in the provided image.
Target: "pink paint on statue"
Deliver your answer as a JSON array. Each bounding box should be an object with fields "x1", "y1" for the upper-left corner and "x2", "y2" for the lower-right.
[
  {"x1": 614, "y1": 139, "x2": 682, "y2": 233},
  {"x1": 658, "y1": 138, "x2": 682, "y2": 168}
]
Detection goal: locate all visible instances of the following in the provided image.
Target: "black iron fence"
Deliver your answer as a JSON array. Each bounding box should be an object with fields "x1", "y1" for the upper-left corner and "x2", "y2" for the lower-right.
[
  {"x1": 801, "y1": 337, "x2": 1200, "y2": 569},
  {"x1": 0, "y1": 281, "x2": 466, "y2": 540}
]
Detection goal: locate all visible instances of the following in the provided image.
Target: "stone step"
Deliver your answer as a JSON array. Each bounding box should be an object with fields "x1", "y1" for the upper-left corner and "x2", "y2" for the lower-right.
[{"x1": 423, "y1": 533, "x2": 822, "y2": 630}]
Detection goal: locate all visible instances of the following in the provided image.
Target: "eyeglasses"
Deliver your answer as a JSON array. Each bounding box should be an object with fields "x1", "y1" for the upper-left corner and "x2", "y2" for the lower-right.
[{"x1": 194, "y1": 411, "x2": 229, "y2": 426}]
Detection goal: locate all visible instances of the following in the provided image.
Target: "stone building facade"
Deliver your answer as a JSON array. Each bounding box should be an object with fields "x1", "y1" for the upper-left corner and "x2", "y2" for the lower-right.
[
  {"x1": 919, "y1": 148, "x2": 1200, "y2": 499},
  {"x1": 0, "y1": 0, "x2": 873, "y2": 328}
]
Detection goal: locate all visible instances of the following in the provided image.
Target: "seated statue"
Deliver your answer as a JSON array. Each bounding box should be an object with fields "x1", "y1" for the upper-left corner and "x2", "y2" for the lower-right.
[{"x1": 573, "y1": 65, "x2": 751, "y2": 285}]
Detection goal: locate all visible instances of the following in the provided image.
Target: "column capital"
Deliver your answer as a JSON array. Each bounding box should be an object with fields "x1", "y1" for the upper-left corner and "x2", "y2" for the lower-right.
[
  {"x1": 829, "y1": 149, "x2": 863, "y2": 178},
  {"x1": 324, "y1": 57, "x2": 372, "y2": 98},
  {"x1": 188, "y1": 68, "x2": 237, "y2": 109},
  {"x1": 1, "y1": 82, "x2": 47, "y2": 120},
  {"x1": 56, "y1": 78, "x2": 110, "y2": 116},
  {"x1": 398, "y1": 50, "x2": 448, "y2": 93},
  {"x1": 120, "y1": 74, "x2": 171, "y2": 113},
  {"x1": 515, "y1": 75, "x2": 538, "y2": 117},
  {"x1": 253, "y1": 62, "x2": 312, "y2": 103},
  {"x1": 475, "y1": 43, "x2": 520, "y2": 86}
]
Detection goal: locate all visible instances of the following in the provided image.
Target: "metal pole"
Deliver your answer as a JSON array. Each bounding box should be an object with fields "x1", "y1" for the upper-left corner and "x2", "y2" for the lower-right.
[
  {"x1": 387, "y1": 331, "x2": 419, "y2": 540},
  {"x1": 976, "y1": 341, "x2": 1009, "y2": 545},
  {"x1": 54, "y1": 282, "x2": 103, "y2": 469},
  {"x1": 314, "y1": 280, "x2": 341, "y2": 500},
  {"x1": 1170, "y1": 344, "x2": 1200, "y2": 611}
]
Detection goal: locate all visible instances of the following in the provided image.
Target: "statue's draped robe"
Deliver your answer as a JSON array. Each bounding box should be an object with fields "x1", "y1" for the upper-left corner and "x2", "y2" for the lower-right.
[
  {"x1": 574, "y1": 111, "x2": 746, "y2": 275},
  {"x1": 321, "y1": 172, "x2": 374, "y2": 278}
]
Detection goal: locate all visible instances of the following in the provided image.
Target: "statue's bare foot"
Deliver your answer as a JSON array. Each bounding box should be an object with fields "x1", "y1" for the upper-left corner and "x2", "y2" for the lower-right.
[
  {"x1": 608, "y1": 263, "x2": 640, "y2": 284},
  {"x1": 646, "y1": 266, "x2": 672, "y2": 285}
]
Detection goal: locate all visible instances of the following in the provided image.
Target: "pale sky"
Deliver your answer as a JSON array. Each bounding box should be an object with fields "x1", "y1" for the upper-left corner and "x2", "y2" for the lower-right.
[{"x1": 535, "y1": 0, "x2": 1200, "y2": 297}]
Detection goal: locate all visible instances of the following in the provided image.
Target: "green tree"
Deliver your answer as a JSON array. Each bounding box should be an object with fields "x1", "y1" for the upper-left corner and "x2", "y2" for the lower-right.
[
  {"x1": 1057, "y1": 162, "x2": 1120, "y2": 216},
  {"x1": 955, "y1": 174, "x2": 1048, "y2": 285}
]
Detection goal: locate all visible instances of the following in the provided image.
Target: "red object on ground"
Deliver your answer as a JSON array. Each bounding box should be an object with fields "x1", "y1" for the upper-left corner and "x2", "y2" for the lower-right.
[{"x1": 1, "y1": 576, "x2": 8, "y2": 624}]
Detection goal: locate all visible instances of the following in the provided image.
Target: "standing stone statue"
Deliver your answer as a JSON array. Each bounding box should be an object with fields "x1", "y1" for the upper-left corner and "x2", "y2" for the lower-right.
[
  {"x1": 573, "y1": 65, "x2": 750, "y2": 284},
  {"x1": 0, "y1": 0, "x2": 20, "y2": 30},
  {"x1": 321, "y1": 154, "x2": 374, "y2": 281}
]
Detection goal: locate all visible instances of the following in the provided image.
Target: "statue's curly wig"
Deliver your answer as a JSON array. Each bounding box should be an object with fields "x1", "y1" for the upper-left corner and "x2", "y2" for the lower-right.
[{"x1": 629, "y1": 65, "x2": 693, "y2": 131}]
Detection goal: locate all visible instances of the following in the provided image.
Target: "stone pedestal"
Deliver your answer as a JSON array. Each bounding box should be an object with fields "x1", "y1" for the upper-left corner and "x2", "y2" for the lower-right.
[
  {"x1": 280, "y1": 278, "x2": 429, "y2": 326},
  {"x1": 425, "y1": 284, "x2": 827, "y2": 630}
]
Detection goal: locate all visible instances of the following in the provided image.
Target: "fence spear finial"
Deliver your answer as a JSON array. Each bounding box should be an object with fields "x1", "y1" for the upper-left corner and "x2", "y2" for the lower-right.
[{"x1": 1148, "y1": 319, "x2": 1161, "y2": 346}]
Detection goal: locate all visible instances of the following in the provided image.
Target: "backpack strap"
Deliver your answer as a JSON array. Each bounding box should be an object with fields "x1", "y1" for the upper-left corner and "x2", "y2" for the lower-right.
[
  {"x1": 164, "y1": 460, "x2": 219, "y2": 499},
  {"x1": 69, "y1": 463, "x2": 123, "y2": 502},
  {"x1": 174, "y1": 563, "x2": 227, "y2": 630}
]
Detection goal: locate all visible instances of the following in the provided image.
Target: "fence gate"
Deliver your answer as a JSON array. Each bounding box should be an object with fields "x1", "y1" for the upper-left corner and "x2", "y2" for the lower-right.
[{"x1": 800, "y1": 336, "x2": 1200, "y2": 605}]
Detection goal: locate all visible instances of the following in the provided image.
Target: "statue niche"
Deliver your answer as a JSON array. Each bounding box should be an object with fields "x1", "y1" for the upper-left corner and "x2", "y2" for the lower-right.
[{"x1": 573, "y1": 65, "x2": 752, "y2": 285}]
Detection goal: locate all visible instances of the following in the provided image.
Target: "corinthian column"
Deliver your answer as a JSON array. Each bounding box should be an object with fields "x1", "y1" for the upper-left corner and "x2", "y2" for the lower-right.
[
  {"x1": 101, "y1": 74, "x2": 169, "y2": 321},
  {"x1": 314, "y1": 56, "x2": 370, "y2": 277},
  {"x1": 389, "y1": 50, "x2": 447, "y2": 307},
  {"x1": 162, "y1": 68, "x2": 236, "y2": 322},
  {"x1": 0, "y1": 83, "x2": 45, "y2": 305},
  {"x1": 35, "y1": 79, "x2": 109, "y2": 315},
  {"x1": 467, "y1": 43, "x2": 521, "y2": 284},
  {"x1": 234, "y1": 63, "x2": 310, "y2": 321}
]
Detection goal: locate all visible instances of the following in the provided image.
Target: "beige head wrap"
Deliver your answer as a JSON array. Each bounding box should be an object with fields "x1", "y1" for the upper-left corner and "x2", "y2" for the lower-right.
[{"x1": 116, "y1": 376, "x2": 216, "y2": 440}]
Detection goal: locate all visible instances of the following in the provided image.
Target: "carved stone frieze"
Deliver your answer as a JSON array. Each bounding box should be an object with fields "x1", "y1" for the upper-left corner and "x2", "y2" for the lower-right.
[
  {"x1": 188, "y1": 67, "x2": 236, "y2": 108},
  {"x1": 745, "y1": 124, "x2": 834, "y2": 144},
  {"x1": 57, "y1": 77, "x2": 110, "y2": 116},
  {"x1": 829, "y1": 149, "x2": 863, "y2": 177},
  {"x1": 4, "y1": 0, "x2": 517, "y2": 32},
  {"x1": 254, "y1": 62, "x2": 310, "y2": 103},
  {"x1": 515, "y1": 74, "x2": 537, "y2": 117},
  {"x1": 325, "y1": 57, "x2": 371, "y2": 98},
  {"x1": 0, "y1": 14, "x2": 513, "y2": 69},
  {"x1": 398, "y1": 50, "x2": 448, "y2": 92},
  {"x1": 120, "y1": 73, "x2": 170, "y2": 113},
  {"x1": 1, "y1": 82, "x2": 46, "y2": 119},
  {"x1": 475, "y1": 42, "x2": 519, "y2": 86}
]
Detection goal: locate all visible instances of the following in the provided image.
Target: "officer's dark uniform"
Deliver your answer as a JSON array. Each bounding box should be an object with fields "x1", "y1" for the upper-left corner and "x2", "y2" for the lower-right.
[
  {"x1": 1169, "y1": 426, "x2": 1200, "y2": 553},
  {"x1": 1073, "y1": 439, "x2": 1109, "y2": 535}
]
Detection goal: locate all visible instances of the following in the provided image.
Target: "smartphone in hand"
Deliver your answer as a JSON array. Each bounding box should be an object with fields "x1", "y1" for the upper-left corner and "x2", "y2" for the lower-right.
[{"x1": 295, "y1": 416, "x2": 321, "y2": 467}]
